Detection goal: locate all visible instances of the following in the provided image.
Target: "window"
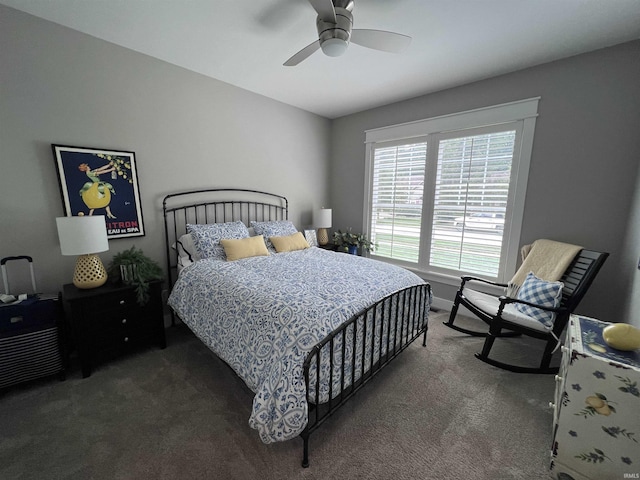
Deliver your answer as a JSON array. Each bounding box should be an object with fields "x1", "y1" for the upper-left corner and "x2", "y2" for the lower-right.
[
  {"x1": 370, "y1": 141, "x2": 426, "y2": 262},
  {"x1": 364, "y1": 99, "x2": 538, "y2": 284}
]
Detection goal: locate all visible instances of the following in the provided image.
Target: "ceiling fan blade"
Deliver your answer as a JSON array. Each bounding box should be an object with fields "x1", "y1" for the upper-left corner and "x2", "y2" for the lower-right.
[
  {"x1": 307, "y1": 0, "x2": 336, "y2": 23},
  {"x1": 350, "y1": 29, "x2": 412, "y2": 53},
  {"x1": 284, "y1": 40, "x2": 321, "y2": 66}
]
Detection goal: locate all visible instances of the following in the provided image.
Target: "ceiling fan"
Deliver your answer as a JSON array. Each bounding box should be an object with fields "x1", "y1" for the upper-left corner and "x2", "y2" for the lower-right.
[{"x1": 284, "y1": 0, "x2": 411, "y2": 66}]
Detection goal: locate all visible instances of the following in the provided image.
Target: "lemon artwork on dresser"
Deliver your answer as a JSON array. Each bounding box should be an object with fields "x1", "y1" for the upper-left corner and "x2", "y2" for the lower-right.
[
  {"x1": 576, "y1": 393, "x2": 616, "y2": 418},
  {"x1": 585, "y1": 395, "x2": 612, "y2": 416}
]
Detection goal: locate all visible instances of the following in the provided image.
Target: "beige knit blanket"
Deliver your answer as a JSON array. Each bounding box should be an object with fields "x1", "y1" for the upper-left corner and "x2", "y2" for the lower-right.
[{"x1": 507, "y1": 239, "x2": 582, "y2": 296}]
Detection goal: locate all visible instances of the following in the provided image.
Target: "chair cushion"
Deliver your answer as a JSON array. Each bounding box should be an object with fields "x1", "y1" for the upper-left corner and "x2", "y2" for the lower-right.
[
  {"x1": 461, "y1": 287, "x2": 551, "y2": 333},
  {"x1": 515, "y1": 272, "x2": 563, "y2": 327}
]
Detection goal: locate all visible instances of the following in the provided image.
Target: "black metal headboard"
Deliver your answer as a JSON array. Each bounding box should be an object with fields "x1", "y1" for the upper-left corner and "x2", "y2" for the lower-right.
[{"x1": 162, "y1": 188, "x2": 289, "y2": 288}]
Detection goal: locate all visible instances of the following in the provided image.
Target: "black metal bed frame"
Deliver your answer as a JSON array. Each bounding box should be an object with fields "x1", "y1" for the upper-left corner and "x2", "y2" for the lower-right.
[
  {"x1": 163, "y1": 188, "x2": 289, "y2": 292},
  {"x1": 301, "y1": 282, "x2": 430, "y2": 467},
  {"x1": 162, "y1": 188, "x2": 431, "y2": 468}
]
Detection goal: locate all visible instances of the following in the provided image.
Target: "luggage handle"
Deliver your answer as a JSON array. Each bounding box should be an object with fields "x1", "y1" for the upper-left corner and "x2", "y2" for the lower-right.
[
  {"x1": 1, "y1": 255, "x2": 33, "y2": 266},
  {"x1": 1, "y1": 256, "x2": 37, "y2": 295}
]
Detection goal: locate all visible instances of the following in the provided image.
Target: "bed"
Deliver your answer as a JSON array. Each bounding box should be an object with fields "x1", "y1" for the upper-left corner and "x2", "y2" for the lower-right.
[{"x1": 163, "y1": 188, "x2": 432, "y2": 467}]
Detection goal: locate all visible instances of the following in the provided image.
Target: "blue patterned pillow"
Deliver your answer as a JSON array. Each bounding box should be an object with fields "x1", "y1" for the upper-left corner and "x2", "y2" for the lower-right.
[
  {"x1": 515, "y1": 272, "x2": 564, "y2": 327},
  {"x1": 250, "y1": 220, "x2": 298, "y2": 252},
  {"x1": 188, "y1": 222, "x2": 250, "y2": 260}
]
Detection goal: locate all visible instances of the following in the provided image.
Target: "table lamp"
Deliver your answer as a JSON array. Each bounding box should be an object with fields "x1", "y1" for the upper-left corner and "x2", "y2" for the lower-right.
[
  {"x1": 314, "y1": 208, "x2": 332, "y2": 246},
  {"x1": 56, "y1": 215, "x2": 109, "y2": 289}
]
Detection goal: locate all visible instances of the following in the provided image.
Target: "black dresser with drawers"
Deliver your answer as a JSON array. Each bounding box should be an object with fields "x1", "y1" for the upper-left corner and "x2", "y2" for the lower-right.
[{"x1": 63, "y1": 280, "x2": 166, "y2": 378}]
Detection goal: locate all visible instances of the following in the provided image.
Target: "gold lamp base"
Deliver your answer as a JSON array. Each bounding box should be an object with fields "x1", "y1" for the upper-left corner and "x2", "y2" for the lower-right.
[
  {"x1": 317, "y1": 228, "x2": 329, "y2": 246},
  {"x1": 73, "y1": 254, "x2": 108, "y2": 289}
]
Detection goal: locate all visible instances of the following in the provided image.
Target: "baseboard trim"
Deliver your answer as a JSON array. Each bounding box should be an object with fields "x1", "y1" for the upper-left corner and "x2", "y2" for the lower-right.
[
  {"x1": 431, "y1": 296, "x2": 452, "y2": 312},
  {"x1": 431, "y1": 296, "x2": 475, "y2": 318}
]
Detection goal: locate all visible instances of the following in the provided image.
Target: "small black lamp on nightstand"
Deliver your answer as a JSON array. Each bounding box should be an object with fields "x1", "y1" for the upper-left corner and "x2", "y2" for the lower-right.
[{"x1": 314, "y1": 208, "x2": 332, "y2": 246}]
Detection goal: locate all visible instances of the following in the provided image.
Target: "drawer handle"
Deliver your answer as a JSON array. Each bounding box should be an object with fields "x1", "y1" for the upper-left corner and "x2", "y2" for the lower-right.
[
  {"x1": 124, "y1": 336, "x2": 129, "y2": 342},
  {"x1": 122, "y1": 318, "x2": 127, "y2": 324},
  {"x1": 119, "y1": 300, "x2": 125, "y2": 305}
]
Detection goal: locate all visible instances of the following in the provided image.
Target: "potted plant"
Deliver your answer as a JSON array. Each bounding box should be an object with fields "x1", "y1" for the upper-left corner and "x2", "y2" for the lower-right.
[
  {"x1": 107, "y1": 246, "x2": 164, "y2": 305},
  {"x1": 332, "y1": 228, "x2": 375, "y2": 255}
]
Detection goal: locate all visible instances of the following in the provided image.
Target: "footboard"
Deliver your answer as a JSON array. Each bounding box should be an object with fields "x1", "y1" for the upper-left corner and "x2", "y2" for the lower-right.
[{"x1": 300, "y1": 282, "x2": 431, "y2": 467}]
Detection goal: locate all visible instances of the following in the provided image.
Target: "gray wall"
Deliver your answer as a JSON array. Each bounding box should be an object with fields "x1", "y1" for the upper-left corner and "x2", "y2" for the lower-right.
[
  {"x1": 2, "y1": 5, "x2": 639, "y2": 326},
  {"x1": 0, "y1": 6, "x2": 331, "y2": 295},
  {"x1": 330, "y1": 40, "x2": 640, "y2": 324},
  {"x1": 623, "y1": 172, "x2": 640, "y2": 327}
]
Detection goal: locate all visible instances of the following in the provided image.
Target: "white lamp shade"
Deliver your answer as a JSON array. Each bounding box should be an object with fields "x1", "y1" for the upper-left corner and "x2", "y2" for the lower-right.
[
  {"x1": 313, "y1": 208, "x2": 332, "y2": 228},
  {"x1": 56, "y1": 216, "x2": 109, "y2": 255}
]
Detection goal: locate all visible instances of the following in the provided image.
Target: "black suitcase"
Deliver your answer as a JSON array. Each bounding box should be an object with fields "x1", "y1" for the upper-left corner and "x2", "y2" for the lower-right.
[{"x1": 0, "y1": 256, "x2": 65, "y2": 389}]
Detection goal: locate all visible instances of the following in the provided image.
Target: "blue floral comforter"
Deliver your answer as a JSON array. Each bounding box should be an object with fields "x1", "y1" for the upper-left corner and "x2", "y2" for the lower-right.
[{"x1": 168, "y1": 247, "x2": 429, "y2": 443}]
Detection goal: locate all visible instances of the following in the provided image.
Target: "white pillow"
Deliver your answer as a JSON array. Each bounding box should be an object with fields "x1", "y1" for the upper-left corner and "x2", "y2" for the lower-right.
[
  {"x1": 177, "y1": 254, "x2": 194, "y2": 272},
  {"x1": 176, "y1": 233, "x2": 199, "y2": 263}
]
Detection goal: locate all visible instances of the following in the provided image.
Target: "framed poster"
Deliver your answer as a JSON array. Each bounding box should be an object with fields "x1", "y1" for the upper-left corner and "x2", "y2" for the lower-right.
[
  {"x1": 52, "y1": 145, "x2": 145, "y2": 239},
  {"x1": 304, "y1": 229, "x2": 318, "y2": 247}
]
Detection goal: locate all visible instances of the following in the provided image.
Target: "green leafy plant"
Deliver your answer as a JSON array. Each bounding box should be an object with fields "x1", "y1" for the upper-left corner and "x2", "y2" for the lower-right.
[
  {"x1": 332, "y1": 228, "x2": 375, "y2": 253},
  {"x1": 107, "y1": 246, "x2": 163, "y2": 305}
]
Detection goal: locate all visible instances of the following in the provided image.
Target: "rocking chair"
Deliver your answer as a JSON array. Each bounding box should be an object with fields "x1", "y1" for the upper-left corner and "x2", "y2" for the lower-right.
[{"x1": 444, "y1": 248, "x2": 608, "y2": 374}]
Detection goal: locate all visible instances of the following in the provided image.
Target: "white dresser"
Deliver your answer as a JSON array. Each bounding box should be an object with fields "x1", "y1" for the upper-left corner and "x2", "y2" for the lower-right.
[{"x1": 550, "y1": 315, "x2": 640, "y2": 480}]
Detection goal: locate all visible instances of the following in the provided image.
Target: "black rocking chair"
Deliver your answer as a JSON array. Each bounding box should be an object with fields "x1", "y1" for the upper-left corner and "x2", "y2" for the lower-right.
[{"x1": 444, "y1": 249, "x2": 608, "y2": 374}]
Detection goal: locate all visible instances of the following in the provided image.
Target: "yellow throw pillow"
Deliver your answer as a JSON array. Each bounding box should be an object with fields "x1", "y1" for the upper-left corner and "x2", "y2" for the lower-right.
[
  {"x1": 220, "y1": 235, "x2": 269, "y2": 261},
  {"x1": 270, "y1": 232, "x2": 310, "y2": 253}
]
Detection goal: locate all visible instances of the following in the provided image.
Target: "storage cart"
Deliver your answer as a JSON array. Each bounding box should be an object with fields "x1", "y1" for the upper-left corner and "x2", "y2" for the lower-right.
[{"x1": 0, "y1": 256, "x2": 65, "y2": 389}]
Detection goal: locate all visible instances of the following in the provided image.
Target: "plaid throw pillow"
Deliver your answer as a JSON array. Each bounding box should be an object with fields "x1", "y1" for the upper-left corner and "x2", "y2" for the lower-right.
[{"x1": 515, "y1": 272, "x2": 564, "y2": 327}]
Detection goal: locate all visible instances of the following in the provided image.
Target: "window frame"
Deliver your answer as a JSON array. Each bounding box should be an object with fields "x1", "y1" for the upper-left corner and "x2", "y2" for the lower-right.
[{"x1": 363, "y1": 98, "x2": 539, "y2": 286}]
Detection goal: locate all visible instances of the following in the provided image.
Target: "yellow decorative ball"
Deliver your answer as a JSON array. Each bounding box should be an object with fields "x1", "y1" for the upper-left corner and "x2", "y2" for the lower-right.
[{"x1": 602, "y1": 323, "x2": 640, "y2": 351}]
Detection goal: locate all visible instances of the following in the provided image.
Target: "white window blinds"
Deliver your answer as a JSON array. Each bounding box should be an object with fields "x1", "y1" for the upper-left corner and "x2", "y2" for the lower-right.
[
  {"x1": 364, "y1": 98, "x2": 538, "y2": 283},
  {"x1": 370, "y1": 142, "x2": 426, "y2": 263},
  {"x1": 429, "y1": 130, "x2": 516, "y2": 277}
]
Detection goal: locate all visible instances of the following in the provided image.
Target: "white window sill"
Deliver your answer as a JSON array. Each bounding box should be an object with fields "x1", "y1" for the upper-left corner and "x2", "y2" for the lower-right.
[{"x1": 368, "y1": 256, "x2": 508, "y2": 296}]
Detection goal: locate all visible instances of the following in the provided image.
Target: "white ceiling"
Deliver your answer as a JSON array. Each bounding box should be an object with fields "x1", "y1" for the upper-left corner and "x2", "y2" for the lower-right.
[{"x1": 3, "y1": 0, "x2": 640, "y2": 119}]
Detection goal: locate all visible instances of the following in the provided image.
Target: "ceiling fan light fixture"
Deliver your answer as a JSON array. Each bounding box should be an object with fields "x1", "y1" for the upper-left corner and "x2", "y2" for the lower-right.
[
  {"x1": 285, "y1": 0, "x2": 410, "y2": 66},
  {"x1": 321, "y1": 37, "x2": 349, "y2": 57}
]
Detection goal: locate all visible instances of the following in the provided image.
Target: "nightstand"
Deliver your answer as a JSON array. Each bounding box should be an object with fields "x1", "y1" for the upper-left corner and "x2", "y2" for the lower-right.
[
  {"x1": 550, "y1": 315, "x2": 640, "y2": 479},
  {"x1": 63, "y1": 280, "x2": 166, "y2": 378},
  {"x1": 318, "y1": 243, "x2": 337, "y2": 251}
]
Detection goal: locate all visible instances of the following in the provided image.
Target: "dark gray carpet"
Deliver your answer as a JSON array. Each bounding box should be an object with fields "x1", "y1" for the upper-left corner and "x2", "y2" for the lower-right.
[{"x1": 0, "y1": 311, "x2": 556, "y2": 479}]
